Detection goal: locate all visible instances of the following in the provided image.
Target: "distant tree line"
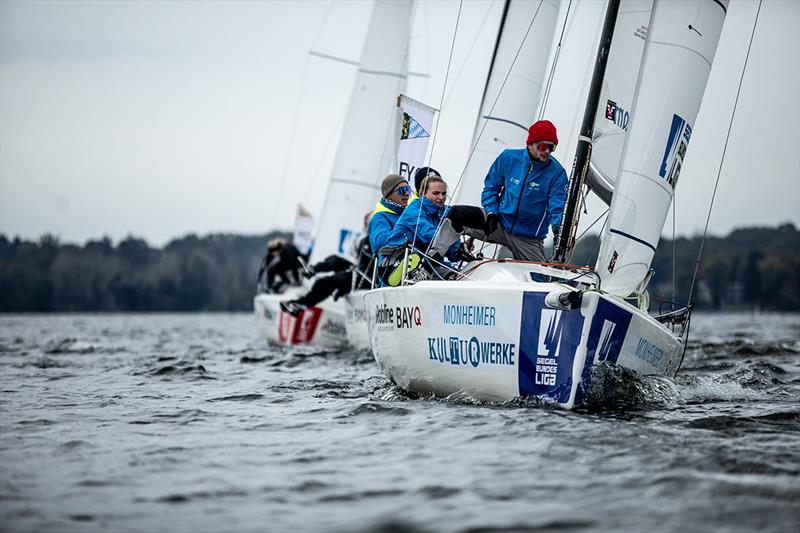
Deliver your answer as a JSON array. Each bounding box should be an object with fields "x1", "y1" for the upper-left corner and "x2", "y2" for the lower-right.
[
  {"x1": 0, "y1": 224, "x2": 797, "y2": 312},
  {"x1": 569, "y1": 223, "x2": 799, "y2": 311},
  {"x1": 0, "y1": 232, "x2": 288, "y2": 312}
]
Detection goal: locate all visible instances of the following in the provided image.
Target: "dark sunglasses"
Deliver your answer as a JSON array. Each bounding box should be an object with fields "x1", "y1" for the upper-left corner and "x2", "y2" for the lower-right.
[
  {"x1": 536, "y1": 142, "x2": 556, "y2": 153},
  {"x1": 392, "y1": 185, "x2": 413, "y2": 195}
]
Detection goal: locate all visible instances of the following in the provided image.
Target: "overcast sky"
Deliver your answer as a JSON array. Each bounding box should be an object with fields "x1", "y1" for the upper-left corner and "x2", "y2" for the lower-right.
[{"x1": 1, "y1": 0, "x2": 798, "y2": 246}]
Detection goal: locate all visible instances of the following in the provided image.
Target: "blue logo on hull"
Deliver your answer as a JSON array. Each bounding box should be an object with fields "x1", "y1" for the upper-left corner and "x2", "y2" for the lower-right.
[
  {"x1": 518, "y1": 292, "x2": 585, "y2": 403},
  {"x1": 573, "y1": 298, "x2": 633, "y2": 406}
]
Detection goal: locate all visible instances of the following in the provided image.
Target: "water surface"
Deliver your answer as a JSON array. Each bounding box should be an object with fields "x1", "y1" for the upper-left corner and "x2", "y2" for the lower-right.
[{"x1": 1, "y1": 312, "x2": 798, "y2": 532}]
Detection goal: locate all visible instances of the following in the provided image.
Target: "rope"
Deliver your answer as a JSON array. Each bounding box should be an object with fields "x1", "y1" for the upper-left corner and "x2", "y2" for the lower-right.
[
  {"x1": 687, "y1": 0, "x2": 762, "y2": 305},
  {"x1": 539, "y1": 0, "x2": 573, "y2": 118},
  {"x1": 269, "y1": 1, "x2": 336, "y2": 229},
  {"x1": 442, "y1": 1, "x2": 496, "y2": 107},
  {"x1": 575, "y1": 208, "x2": 608, "y2": 243},
  {"x1": 412, "y1": 0, "x2": 464, "y2": 249},
  {"x1": 422, "y1": 1, "x2": 545, "y2": 254},
  {"x1": 672, "y1": 186, "x2": 676, "y2": 310},
  {"x1": 444, "y1": 0, "x2": 545, "y2": 201}
]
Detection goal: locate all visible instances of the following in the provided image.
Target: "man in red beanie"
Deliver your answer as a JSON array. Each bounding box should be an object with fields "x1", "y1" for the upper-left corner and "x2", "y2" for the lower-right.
[{"x1": 431, "y1": 120, "x2": 567, "y2": 262}]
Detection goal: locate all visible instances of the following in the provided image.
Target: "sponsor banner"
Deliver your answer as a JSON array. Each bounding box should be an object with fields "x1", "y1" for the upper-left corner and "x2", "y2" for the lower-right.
[
  {"x1": 605, "y1": 99, "x2": 630, "y2": 131},
  {"x1": 373, "y1": 303, "x2": 423, "y2": 331},
  {"x1": 427, "y1": 336, "x2": 516, "y2": 370},
  {"x1": 584, "y1": 298, "x2": 632, "y2": 365},
  {"x1": 279, "y1": 307, "x2": 322, "y2": 344},
  {"x1": 573, "y1": 297, "x2": 633, "y2": 406},
  {"x1": 659, "y1": 114, "x2": 692, "y2": 188},
  {"x1": 396, "y1": 94, "x2": 436, "y2": 187},
  {"x1": 518, "y1": 292, "x2": 585, "y2": 403}
]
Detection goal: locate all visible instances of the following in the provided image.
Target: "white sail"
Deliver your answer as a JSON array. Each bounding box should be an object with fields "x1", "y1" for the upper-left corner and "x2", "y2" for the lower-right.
[
  {"x1": 310, "y1": 0, "x2": 413, "y2": 263},
  {"x1": 595, "y1": 0, "x2": 728, "y2": 297},
  {"x1": 451, "y1": 0, "x2": 559, "y2": 206},
  {"x1": 587, "y1": 0, "x2": 653, "y2": 205}
]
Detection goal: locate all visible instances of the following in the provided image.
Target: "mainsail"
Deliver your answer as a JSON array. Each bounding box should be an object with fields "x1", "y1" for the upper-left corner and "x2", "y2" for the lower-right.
[
  {"x1": 310, "y1": 0, "x2": 414, "y2": 263},
  {"x1": 595, "y1": 0, "x2": 728, "y2": 296},
  {"x1": 451, "y1": 0, "x2": 559, "y2": 206}
]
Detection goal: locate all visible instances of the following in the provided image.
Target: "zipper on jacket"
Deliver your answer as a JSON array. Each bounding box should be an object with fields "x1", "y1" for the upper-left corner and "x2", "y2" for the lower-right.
[{"x1": 509, "y1": 162, "x2": 535, "y2": 234}]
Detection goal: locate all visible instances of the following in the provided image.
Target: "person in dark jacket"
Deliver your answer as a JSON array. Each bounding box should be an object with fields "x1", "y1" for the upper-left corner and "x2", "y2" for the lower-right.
[
  {"x1": 280, "y1": 175, "x2": 411, "y2": 316},
  {"x1": 257, "y1": 239, "x2": 304, "y2": 293},
  {"x1": 385, "y1": 175, "x2": 474, "y2": 262},
  {"x1": 279, "y1": 232, "x2": 373, "y2": 317},
  {"x1": 431, "y1": 120, "x2": 568, "y2": 262}
]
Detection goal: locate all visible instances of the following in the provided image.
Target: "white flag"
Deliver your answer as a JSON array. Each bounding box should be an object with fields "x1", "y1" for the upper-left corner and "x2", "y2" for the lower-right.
[
  {"x1": 293, "y1": 205, "x2": 314, "y2": 257},
  {"x1": 396, "y1": 94, "x2": 437, "y2": 189}
]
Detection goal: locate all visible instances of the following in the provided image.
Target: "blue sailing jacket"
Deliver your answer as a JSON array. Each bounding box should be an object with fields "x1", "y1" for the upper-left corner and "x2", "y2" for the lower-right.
[
  {"x1": 481, "y1": 148, "x2": 568, "y2": 240},
  {"x1": 386, "y1": 196, "x2": 460, "y2": 260},
  {"x1": 368, "y1": 198, "x2": 405, "y2": 254}
]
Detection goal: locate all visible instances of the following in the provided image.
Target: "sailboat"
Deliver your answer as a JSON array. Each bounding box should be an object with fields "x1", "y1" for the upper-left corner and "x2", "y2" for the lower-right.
[
  {"x1": 365, "y1": 0, "x2": 728, "y2": 409},
  {"x1": 254, "y1": 0, "x2": 414, "y2": 349}
]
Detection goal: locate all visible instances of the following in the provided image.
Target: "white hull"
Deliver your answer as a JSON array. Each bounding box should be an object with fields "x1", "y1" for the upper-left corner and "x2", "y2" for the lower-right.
[
  {"x1": 365, "y1": 262, "x2": 684, "y2": 409},
  {"x1": 343, "y1": 291, "x2": 371, "y2": 351},
  {"x1": 253, "y1": 291, "x2": 348, "y2": 349}
]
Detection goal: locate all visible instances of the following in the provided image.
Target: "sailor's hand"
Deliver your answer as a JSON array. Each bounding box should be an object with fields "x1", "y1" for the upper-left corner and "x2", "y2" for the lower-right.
[
  {"x1": 552, "y1": 225, "x2": 561, "y2": 239},
  {"x1": 484, "y1": 213, "x2": 500, "y2": 236}
]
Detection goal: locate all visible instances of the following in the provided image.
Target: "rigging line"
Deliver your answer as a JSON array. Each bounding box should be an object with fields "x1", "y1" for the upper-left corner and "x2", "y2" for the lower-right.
[
  {"x1": 539, "y1": 0, "x2": 573, "y2": 119},
  {"x1": 575, "y1": 208, "x2": 609, "y2": 243},
  {"x1": 688, "y1": 0, "x2": 762, "y2": 306},
  {"x1": 448, "y1": 0, "x2": 545, "y2": 198},
  {"x1": 270, "y1": 52, "x2": 314, "y2": 229},
  {"x1": 430, "y1": 0, "x2": 545, "y2": 245},
  {"x1": 412, "y1": 0, "x2": 464, "y2": 244},
  {"x1": 442, "y1": 1, "x2": 496, "y2": 107},
  {"x1": 269, "y1": 0, "x2": 336, "y2": 229},
  {"x1": 672, "y1": 187, "x2": 676, "y2": 310}
]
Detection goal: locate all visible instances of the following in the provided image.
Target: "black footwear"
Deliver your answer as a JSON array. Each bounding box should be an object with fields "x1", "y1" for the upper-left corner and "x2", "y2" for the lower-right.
[
  {"x1": 280, "y1": 300, "x2": 305, "y2": 317},
  {"x1": 454, "y1": 243, "x2": 478, "y2": 263}
]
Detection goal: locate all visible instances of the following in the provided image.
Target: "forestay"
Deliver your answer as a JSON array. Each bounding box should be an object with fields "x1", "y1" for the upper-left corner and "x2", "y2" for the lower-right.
[
  {"x1": 595, "y1": 0, "x2": 728, "y2": 297},
  {"x1": 451, "y1": 0, "x2": 559, "y2": 206},
  {"x1": 310, "y1": 0, "x2": 414, "y2": 264}
]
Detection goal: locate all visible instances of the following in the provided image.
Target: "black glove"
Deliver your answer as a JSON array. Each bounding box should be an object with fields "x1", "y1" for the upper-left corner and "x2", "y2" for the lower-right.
[
  {"x1": 454, "y1": 243, "x2": 478, "y2": 263},
  {"x1": 484, "y1": 213, "x2": 500, "y2": 236}
]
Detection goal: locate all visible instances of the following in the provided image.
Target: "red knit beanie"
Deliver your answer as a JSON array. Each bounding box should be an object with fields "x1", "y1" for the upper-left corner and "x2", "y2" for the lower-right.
[{"x1": 526, "y1": 120, "x2": 558, "y2": 145}]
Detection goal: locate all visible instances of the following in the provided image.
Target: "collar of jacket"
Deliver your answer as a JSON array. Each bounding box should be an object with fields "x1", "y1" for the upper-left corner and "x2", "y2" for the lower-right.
[
  {"x1": 420, "y1": 196, "x2": 445, "y2": 217},
  {"x1": 525, "y1": 146, "x2": 552, "y2": 169},
  {"x1": 374, "y1": 197, "x2": 405, "y2": 215}
]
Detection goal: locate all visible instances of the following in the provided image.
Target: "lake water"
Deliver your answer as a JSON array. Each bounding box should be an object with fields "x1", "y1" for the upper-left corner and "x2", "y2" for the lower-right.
[{"x1": 1, "y1": 312, "x2": 798, "y2": 532}]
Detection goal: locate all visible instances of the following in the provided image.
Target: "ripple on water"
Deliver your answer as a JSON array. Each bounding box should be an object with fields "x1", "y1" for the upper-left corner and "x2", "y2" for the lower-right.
[
  {"x1": 336, "y1": 402, "x2": 413, "y2": 418},
  {"x1": 206, "y1": 393, "x2": 265, "y2": 402},
  {"x1": 142, "y1": 361, "x2": 215, "y2": 380}
]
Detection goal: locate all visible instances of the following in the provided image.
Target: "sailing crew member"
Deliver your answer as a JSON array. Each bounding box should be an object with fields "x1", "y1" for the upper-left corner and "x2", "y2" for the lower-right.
[
  {"x1": 280, "y1": 175, "x2": 411, "y2": 316},
  {"x1": 407, "y1": 166, "x2": 441, "y2": 205},
  {"x1": 385, "y1": 175, "x2": 475, "y2": 264},
  {"x1": 369, "y1": 174, "x2": 412, "y2": 253},
  {"x1": 257, "y1": 239, "x2": 305, "y2": 293},
  {"x1": 432, "y1": 119, "x2": 568, "y2": 262}
]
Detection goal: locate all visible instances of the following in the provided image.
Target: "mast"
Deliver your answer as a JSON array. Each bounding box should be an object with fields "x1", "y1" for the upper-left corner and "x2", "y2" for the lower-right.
[{"x1": 553, "y1": 0, "x2": 620, "y2": 263}]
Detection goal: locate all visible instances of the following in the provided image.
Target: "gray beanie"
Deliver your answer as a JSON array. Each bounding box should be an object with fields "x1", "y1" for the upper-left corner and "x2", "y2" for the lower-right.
[{"x1": 380, "y1": 174, "x2": 406, "y2": 197}]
